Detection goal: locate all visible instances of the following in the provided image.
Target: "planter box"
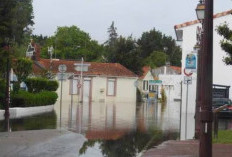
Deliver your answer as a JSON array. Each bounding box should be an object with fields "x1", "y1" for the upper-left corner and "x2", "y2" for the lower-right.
[{"x1": 0, "y1": 105, "x2": 54, "y2": 120}]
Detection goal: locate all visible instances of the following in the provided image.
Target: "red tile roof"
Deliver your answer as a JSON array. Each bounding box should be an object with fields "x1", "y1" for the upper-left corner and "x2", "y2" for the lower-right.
[
  {"x1": 33, "y1": 59, "x2": 137, "y2": 78},
  {"x1": 170, "y1": 66, "x2": 181, "y2": 74},
  {"x1": 139, "y1": 66, "x2": 151, "y2": 79},
  {"x1": 175, "y1": 9, "x2": 232, "y2": 29}
]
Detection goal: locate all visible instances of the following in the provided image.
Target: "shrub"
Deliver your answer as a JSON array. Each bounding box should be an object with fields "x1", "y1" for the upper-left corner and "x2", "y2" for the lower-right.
[
  {"x1": 11, "y1": 90, "x2": 58, "y2": 107},
  {"x1": 25, "y1": 78, "x2": 59, "y2": 93}
]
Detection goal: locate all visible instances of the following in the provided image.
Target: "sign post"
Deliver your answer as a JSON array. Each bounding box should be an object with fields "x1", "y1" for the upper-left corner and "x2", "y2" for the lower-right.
[{"x1": 58, "y1": 64, "x2": 67, "y2": 129}]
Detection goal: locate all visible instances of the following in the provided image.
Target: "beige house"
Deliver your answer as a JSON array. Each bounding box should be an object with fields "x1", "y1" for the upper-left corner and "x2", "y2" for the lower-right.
[{"x1": 33, "y1": 58, "x2": 138, "y2": 104}]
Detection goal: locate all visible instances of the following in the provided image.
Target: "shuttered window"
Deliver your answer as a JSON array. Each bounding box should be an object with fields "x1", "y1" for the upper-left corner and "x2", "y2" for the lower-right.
[
  {"x1": 143, "y1": 80, "x2": 148, "y2": 91},
  {"x1": 107, "y1": 78, "x2": 116, "y2": 96}
]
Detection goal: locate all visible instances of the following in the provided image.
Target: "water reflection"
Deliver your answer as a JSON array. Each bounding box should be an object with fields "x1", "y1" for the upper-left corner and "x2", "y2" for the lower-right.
[
  {"x1": 79, "y1": 130, "x2": 178, "y2": 157},
  {"x1": 54, "y1": 100, "x2": 180, "y2": 156},
  {"x1": 0, "y1": 111, "x2": 57, "y2": 132}
]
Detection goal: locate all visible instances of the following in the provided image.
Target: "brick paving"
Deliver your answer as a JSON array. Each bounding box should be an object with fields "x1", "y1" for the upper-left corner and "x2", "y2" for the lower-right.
[{"x1": 142, "y1": 140, "x2": 232, "y2": 157}]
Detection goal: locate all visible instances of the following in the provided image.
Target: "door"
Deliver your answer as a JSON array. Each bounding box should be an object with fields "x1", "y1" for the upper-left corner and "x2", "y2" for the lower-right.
[{"x1": 83, "y1": 79, "x2": 91, "y2": 102}]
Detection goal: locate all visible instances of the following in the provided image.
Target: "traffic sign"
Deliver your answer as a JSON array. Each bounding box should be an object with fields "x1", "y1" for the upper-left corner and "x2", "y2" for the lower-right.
[
  {"x1": 184, "y1": 76, "x2": 192, "y2": 84},
  {"x1": 58, "y1": 64, "x2": 67, "y2": 73}
]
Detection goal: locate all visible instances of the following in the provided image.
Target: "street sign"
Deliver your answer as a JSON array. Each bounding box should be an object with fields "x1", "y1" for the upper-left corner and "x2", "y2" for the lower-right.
[
  {"x1": 58, "y1": 64, "x2": 67, "y2": 73},
  {"x1": 184, "y1": 76, "x2": 192, "y2": 84},
  {"x1": 149, "y1": 80, "x2": 162, "y2": 85},
  {"x1": 57, "y1": 73, "x2": 67, "y2": 80}
]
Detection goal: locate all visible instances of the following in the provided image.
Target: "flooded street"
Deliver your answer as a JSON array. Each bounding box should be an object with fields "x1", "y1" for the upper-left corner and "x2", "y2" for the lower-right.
[{"x1": 1, "y1": 97, "x2": 232, "y2": 156}]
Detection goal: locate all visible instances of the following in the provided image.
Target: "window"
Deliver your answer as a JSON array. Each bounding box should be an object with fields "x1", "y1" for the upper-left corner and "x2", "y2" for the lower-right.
[
  {"x1": 107, "y1": 78, "x2": 116, "y2": 96},
  {"x1": 143, "y1": 80, "x2": 148, "y2": 91}
]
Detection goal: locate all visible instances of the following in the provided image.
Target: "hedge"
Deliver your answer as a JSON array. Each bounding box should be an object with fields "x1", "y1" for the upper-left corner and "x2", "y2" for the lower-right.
[
  {"x1": 25, "y1": 78, "x2": 59, "y2": 93},
  {"x1": 11, "y1": 90, "x2": 58, "y2": 107}
]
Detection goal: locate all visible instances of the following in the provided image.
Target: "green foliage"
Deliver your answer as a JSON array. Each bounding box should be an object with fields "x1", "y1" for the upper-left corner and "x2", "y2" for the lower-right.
[
  {"x1": 11, "y1": 90, "x2": 58, "y2": 107},
  {"x1": 213, "y1": 130, "x2": 232, "y2": 144},
  {"x1": 0, "y1": 0, "x2": 34, "y2": 79},
  {"x1": 13, "y1": 57, "x2": 33, "y2": 83},
  {"x1": 144, "y1": 51, "x2": 166, "y2": 68},
  {"x1": 216, "y1": 23, "x2": 232, "y2": 65},
  {"x1": 0, "y1": 0, "x2": 34, "y2": 45},
  {"x1": 25, "y1": 78, "x2": 59, "y2": 93},
  {"x1": 39, "y1": 26, "x2": 104, "y2": 61},
  {"x1": 106, "y1": 35, "x2": 144, "y2": 75},
  {"x1": 138, "y1": 28, "x2": 182, "y2": 67}
]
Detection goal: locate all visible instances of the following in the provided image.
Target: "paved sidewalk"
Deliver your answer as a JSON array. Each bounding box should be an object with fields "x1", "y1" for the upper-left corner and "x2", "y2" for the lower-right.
[
  {"x1": 142, "y1": 140, "x2": 232, "y2": 157},
  {"x1": 0, "y1": 129, "x2": 86, "y2": 157}
]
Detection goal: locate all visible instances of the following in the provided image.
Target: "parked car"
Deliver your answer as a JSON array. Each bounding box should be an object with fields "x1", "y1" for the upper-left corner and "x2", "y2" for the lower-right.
[{"x1": 212, "y1": 98, "x2": 232, "y2": 117}]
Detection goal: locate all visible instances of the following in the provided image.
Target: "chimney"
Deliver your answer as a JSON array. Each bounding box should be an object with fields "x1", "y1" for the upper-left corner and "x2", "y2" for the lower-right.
[{"x1": 31, "y1": 43, "x2": 40, "y2": 61}]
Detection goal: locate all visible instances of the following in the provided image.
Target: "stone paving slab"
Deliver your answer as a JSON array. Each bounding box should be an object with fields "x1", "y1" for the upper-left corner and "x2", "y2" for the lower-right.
[
  {"x1": 142, "y1": 140, "x2": 232, "y2": 157},
  {"x1": 0, "y1": 129, "x2": 86, "y2": 157}
]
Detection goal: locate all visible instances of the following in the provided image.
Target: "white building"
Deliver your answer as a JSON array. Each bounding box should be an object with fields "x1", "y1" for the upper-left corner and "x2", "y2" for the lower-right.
[
  {"x1": 174, "y1": 9, "x2": 232, "y2": 140},
  {"x1": 33, "y1": 59, "x2": 138, "y2": 104}
]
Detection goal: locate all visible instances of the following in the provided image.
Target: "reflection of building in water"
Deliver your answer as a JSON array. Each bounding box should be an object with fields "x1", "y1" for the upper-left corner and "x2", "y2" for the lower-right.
[{"x1": 74, "y1": 102, "x2": 136, "y2": 140}]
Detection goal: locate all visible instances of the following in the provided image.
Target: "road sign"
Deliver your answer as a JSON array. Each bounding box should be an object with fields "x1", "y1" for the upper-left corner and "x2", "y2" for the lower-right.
[
  {"x1": 184, "y1": 76, "x2": 192, "y2": 84},
  {"x1": 57, "y1": 73, "x2": 67, "y2": 80},
  {"x1": 58, "y1": 64, "x2": 67, "y2": 73},
  {"x1": 149, "y1": 80, "x2": 162, "y2": 85}
]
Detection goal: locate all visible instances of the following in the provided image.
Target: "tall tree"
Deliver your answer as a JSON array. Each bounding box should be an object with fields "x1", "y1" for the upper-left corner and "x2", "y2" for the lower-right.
[
  {"x1": 144, "y1": 51, "x2": 167, "y2": 68},
  {"x1": 107, "y1": 21, "x2": 118, "y2": 48},
  {"x1": 137, "y1": 28, "x2": 182, "y2": 67},
  {"x1": 39, "y1": 26, "x2": 104, "y2": 61},
  {"x1": 0, "y1": 0, "x2": 34, "y2": 78},
  {"x1": 107, "y1": 36, "x2": 143, "y2": 75},
  {"x1": 216, "y1": 23, "x2": 232, "y2": 65}
]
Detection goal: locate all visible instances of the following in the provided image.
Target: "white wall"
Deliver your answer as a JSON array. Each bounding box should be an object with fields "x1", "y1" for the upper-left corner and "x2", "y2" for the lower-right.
[
  {"x1": 92, "y1": 76, "x2": 137, "y2": 102},
  {"x1": 178, "y1": 14, "x2": 232, "y2": 140},
  {"x1": 57, "y1": 75, "x2": 137, "y2": 103}
]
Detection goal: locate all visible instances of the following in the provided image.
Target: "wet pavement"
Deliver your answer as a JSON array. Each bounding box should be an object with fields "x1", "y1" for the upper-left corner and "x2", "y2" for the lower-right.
[
  {"x1": 1, "y1": 97, "x2": 232, "y2": 156},
  {"x1": 142, "y1": 140, "x2": 232, "y2": 157},
  {"x1": 0, "y1": 129, "x2": 85, "y2": 157}
]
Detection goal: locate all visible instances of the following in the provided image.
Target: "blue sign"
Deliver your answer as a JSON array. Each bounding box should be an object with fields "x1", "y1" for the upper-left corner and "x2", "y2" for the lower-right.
[{"x1": 185, "y1": 53, "x2": 196, "y2": 69}]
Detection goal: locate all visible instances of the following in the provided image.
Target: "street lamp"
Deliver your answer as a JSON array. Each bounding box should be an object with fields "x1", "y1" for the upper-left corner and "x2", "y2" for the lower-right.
[
  {"x1": 196, "y1": 0, "x2": 205, "y2": 21},
  {"x1": 48, "y1": 46, "x2": 54, "y2": 72}
]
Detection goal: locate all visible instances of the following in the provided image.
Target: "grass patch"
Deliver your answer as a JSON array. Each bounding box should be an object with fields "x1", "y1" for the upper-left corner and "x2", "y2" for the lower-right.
[{"x1": 213, "y1": 130, "x2": 232, "y2": 144}]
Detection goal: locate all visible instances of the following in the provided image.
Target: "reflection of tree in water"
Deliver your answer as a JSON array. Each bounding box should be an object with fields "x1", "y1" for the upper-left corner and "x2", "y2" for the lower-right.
[
  {"x1": 79, "y1": 129, "x2": 178, "y2": 157},
  {"x1": 0, "y1": 111, "x2": 57, "y2": 132}
]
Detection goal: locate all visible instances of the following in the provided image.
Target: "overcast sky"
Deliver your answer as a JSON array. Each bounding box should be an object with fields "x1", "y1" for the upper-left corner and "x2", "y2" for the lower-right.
[{"x1": 33, "y1": 0, "x2": 232, "y2": 43}]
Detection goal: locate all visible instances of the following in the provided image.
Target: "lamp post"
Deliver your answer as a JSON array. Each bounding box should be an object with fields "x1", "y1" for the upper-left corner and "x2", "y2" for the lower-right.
[
  {"x1": 195, "y1": 0, "x2": 205, "y2": 139},
  {"x1": 4, "y1": 40, "x2": 10, "y2": 118},
  {"x1": 48, "y1": 46, "x2": 54, "y2": 72},
  {"x1": 199, "y1": 0, "x2": 214, "y2": 156}
]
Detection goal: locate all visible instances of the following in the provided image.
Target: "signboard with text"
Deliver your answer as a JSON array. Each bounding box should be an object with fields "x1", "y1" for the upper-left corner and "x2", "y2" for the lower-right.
[
  {"x1": 149, "y1": 80, "x2": 162, "y2": 85},
  {"x1": 185, "y1": 53, "x2": 196, "y2": 70}
]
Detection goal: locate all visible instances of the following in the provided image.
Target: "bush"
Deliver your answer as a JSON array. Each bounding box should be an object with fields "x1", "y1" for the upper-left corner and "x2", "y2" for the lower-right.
[
  {"x1": 11, "y1": 90, "x2": 58, "y2": 107},
  {"x1": 25, "y1": 78, "x2": 59, "y2": 93}
]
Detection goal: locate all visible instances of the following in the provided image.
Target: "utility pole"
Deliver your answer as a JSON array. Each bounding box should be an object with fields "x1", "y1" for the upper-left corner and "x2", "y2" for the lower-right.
[{"x1": 199, "y1": 0, "x2": 213, "y2": 156}]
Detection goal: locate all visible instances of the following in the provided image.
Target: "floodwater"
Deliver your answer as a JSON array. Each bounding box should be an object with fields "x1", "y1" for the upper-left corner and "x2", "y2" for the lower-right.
[{"x1": 1, "y1": 97, "x2": 232, "y2": 156}]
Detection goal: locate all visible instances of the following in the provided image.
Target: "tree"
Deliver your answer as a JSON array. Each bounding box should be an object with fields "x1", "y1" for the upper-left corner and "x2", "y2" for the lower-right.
[
  {"x1": 107, "y1": 36, "x2": 143, "y2": 75},
  {"x1": 144, "y1": 51, "x2": 166, "y2": 68},
  {"x1": 0, "y1": 0, "x2": 34, "y2": 78},
  {"x1": 216, "y1": 23, "x2": 232, "y2": 65},
  {"x1": 12, "y1": 57, "x2": 32, "y2": 92},
  {"x1": 137, "y1": 28, "x2": 182, "y2": 67},
  {"x1": 39, "y1": 26, "x2": 104, "y2": 62},
  {"x1": 106, "y1": 21, "x2": 118, "y2": 48}
]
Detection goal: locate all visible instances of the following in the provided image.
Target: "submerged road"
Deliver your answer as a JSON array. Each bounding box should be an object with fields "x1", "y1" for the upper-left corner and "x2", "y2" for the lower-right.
[{"x1": 0, "y1": 129, "x2": 86, "y2": 157}]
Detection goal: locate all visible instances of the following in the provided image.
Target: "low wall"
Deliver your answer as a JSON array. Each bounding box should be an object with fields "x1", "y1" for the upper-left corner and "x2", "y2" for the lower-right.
[{"x1": 0, "y1": 105, "x2": 54, "y2": 120}]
